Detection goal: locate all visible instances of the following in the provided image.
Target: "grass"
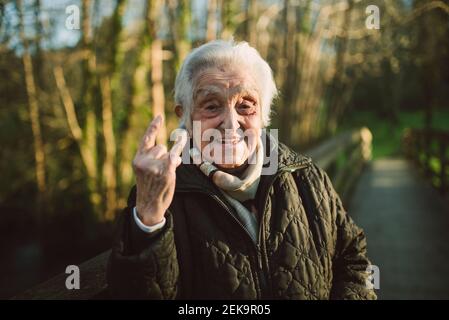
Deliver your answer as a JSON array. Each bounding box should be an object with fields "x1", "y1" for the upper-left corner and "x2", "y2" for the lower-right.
[{"x1": 338, "y1": 110, "x2": 449, "y2": 159}]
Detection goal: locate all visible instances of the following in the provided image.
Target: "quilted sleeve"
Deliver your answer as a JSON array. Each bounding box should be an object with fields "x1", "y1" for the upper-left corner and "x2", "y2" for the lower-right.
[
  {"x1": 106, "y1": 187, "x2": 179, "y2": 299},
  {"x1": 318, "y1": 167, "x2": 377, "y2": 300}
]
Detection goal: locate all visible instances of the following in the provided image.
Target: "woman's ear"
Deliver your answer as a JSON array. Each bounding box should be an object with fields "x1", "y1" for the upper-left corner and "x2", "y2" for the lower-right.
[{"x1": 175, "y1": 105, "x2": 183, "y2": 119}]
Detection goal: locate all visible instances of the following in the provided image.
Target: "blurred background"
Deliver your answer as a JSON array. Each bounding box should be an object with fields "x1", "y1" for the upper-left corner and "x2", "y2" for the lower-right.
[{"x1": 0, "y1": 0, "x2": 448, "y2": 299}]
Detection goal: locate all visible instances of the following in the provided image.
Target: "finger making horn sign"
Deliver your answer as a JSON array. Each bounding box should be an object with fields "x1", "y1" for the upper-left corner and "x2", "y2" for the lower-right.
[{"x1": 132, "y1": 115, "x2": 188, "y2": 226}]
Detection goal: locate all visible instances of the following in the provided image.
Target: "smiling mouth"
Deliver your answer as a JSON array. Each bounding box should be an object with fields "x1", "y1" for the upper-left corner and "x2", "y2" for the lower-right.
[{"x1": 219, "y1": 137, "x2": 244, "y2": 145}]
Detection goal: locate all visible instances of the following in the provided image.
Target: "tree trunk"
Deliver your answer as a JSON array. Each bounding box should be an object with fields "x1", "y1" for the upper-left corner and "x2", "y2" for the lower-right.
[
  {"x1": 81, "y1": 0, "x2": 101, "y2": 214},
  {"x1": 17, "y1": 0, "x2": 47, "y2": 213},
  {"x1": 245, "y1": 0, "x2": 257, "y2": 46},
  {"x1": 100, "y1": 76, "x2": 117, "y2": 221},
  {"x1": 118, "y1": 46, "x2": 151, "y2": 205},
  {"x1": 206, "y1": 0, "x2": 217, "y2": 41},
  {"x1": 151, "y1": 38, "x2": 167, "y2": 144},
  {"x1": 327, "y1": 0, "x2": 354, "y2": 134},
  {"x1": 279, "y1": 0, "x2": 297, "y2": 145},
  {"x1": 168, "y1": 0, "x2": 191, "y2": 71},
  {"x1": 150, "y1": 0, "x2": 166, "y2": 144},
  {"x1": 99, "y1": 0, "x2": 126, "y2": 220},
  {"x1": 53, "y1": 66, "x2": 98, "y2": 186},
  {"x1": 118, "y1": 1, "x2": 154, "y2": 206}
]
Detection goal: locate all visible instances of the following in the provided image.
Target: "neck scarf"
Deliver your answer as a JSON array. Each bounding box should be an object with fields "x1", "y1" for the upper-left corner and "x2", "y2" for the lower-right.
[
  {"x1": 189, "y1": 137, "x2": 264, "y2": 244},
  {"x1": 189, "y1": 136, "x2": 264, "y2": 202}
]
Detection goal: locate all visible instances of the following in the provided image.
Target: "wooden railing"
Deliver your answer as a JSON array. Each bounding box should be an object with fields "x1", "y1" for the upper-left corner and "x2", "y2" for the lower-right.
[
  {"x1": 12, "y1": 251, "x2": 111, "y2": 300},
  {"x1": 306, "y1": 127, "x2": 373, "y2": 203},
  {"x1": 403, "y1": 128, "x2": 449, "y2": 195},
  {"x1": 12, "y1": 127, "x2": 373, "y2": 300}
]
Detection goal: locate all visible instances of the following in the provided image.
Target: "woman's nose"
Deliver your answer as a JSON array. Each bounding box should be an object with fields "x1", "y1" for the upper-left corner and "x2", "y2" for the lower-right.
[{"x1": 221, "y1": 108, "x2": 240, "y2": 131}]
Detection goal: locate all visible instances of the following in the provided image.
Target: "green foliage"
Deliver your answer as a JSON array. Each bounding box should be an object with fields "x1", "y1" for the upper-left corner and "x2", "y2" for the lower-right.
[{"x1": 339, "y1": 110, "x2": 449, "y2": 159}]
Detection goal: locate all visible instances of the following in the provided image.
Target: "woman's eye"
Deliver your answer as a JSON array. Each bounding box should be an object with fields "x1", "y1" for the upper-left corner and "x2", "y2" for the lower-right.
[
  {"x1": 205, "y1": 105, "x2": 218, "y2": 111},
  {"x1": 238, "y1": 104, "x2": 255, "y2": 114}
]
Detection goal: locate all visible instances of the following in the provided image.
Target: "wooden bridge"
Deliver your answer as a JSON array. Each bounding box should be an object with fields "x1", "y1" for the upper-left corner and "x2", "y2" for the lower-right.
[
  {"x1": 13, "y1": 128, "x2": 449, "y2": 299},
  {"x1": 351, "y1": 158, "x2": 449, "y2": 299}
]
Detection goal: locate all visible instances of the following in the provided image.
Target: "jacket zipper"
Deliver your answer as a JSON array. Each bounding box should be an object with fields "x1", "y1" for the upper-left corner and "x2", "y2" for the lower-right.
[
  {"x1": 176, "y1": 161, "x2": 310, "y2": 299},
  {"x1": 176, "y1": 188, "x2": 265, "y2": 297},
  {"x1": 203, "y1": 192, "x2": 268, "y2": 299}
]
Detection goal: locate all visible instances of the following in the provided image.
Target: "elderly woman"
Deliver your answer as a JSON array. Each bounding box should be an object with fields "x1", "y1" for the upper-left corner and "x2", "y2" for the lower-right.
[{"x1": 107, "y1": 40, "x2": 376, "y2": 300}]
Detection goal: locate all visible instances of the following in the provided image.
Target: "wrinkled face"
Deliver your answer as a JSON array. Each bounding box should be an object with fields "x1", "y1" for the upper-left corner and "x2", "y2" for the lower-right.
[{"x1": 190, "y1": 67, "x2": 262, "y2": 169}]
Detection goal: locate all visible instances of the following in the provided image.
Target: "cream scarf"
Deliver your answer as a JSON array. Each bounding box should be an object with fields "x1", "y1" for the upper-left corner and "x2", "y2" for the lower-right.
[
  {"x1": 189, "y1": 138, "x2": 264, "y2": 243},
  {"x1": 189, "y1": 137, "x2": 264, "y2": 201}
]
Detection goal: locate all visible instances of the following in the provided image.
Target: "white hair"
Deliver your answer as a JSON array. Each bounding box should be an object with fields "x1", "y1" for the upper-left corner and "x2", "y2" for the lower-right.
[{"x1": 174, "y1": 39, "x2": 278, "y2": 130}]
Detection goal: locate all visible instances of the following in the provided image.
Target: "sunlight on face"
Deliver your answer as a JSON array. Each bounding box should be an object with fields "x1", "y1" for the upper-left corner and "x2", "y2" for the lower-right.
[{"x1": 190, "y1": 67, "x2": 262, "y2": 169}]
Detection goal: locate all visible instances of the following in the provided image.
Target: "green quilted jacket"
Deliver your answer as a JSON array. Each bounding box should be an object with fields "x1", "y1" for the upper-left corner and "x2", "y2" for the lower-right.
[{"x1": 107, "y1": 142, "x2": 376, "y2": 300}]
